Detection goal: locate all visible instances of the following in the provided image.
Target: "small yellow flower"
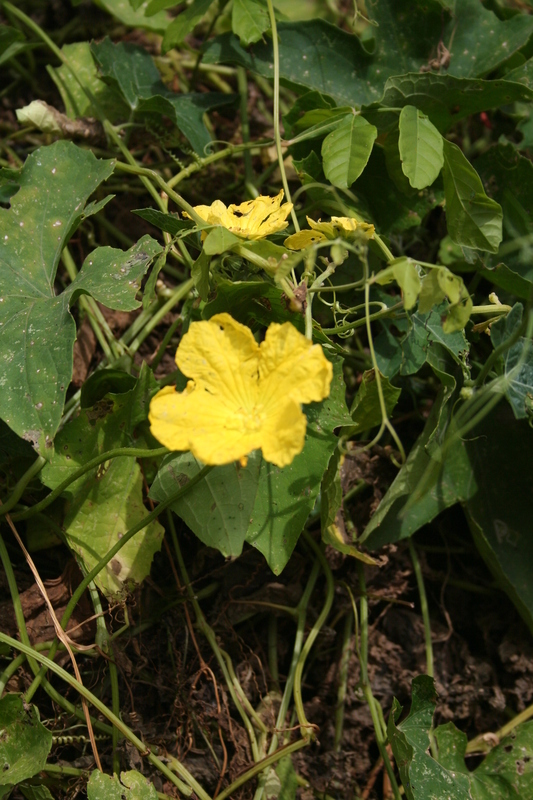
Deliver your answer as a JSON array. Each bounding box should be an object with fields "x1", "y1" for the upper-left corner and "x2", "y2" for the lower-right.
[
  {"x1": 184, "y1": 190, "x2": 293, "y2": 240},
  {"x1": 149, "y1": 313, "x2": 332, "y2": 467},
  {"x1": 284, "y1": 216, "x2": 375, "y2": 250}
]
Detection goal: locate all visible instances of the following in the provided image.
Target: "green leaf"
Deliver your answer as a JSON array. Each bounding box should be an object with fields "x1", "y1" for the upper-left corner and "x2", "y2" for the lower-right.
[
  {"x1": 131, "y1": 208, "x2": 193, "y2": 236},
  {"x1": 95, "y1": 0, "x2": 169, "y2": 32},
  {"x1": 390, "y1": 676, "x2": 533, "y2": 800},
  {"x1": 91, "y1": 38, "x2": 236, "y2": 153},
  {"x1": 191, "y1": 250, "x2": 211, "y2": 301},
  {"x1": 68, "y1": 235, "x2": 161, "y2": 309},
  {"x1": 42, "y1": 366, "x2": 159, "y2": 493},
  {"x1": 0, "y1": 25, "x2": 29, "y2": 67},
  {"x1": 400, "y1": 306, "x2": 469, "y2": 376},
  {"x1": 49, "y1": 42, "x2": 130, "y2": 122},
  {"x1": 282, "y1": 90, "x2": 336, "y2": 138},
  {"x1": 364, "y1": 73, "x2": 533, "y2": 134},
  {"x1": 19, "y1": 784, "x2": 55, "y2": 800},
  {"x1": 348, "y1": 369, "x2": 401, "y2": 435},
  {"x1": 465, "y1": 408, "x2": 533, "y2": 635},
  {"x1": 491, "y1": 304, "x2": 533, "y2": 420},
  {"x1": 389, "y1": 676, "x2": 472, "y2": 800},
  {"x1": 0, "y1": 141, "x2": 118, "y2": 455},
  {"x1": 0, "y1": 696, "x2": 52, "y2": 789},
  {"x1": 398, "y1": 105, "x2": 443, "y2": 190},
  {"x1": 359, "y1": 373, "x2": 469, "y2": 549},
  {"x1": 203, "y1": 226, "x2": 242, "y2": 255},
  {"x1": 442, "y1": 139, "x2": 503, "y2": 253},
  {"x1": 475, "y1": 143, "x2": 533, "y2": 285},
  {"x1": 162, "y1": 0, "x2": 215, "y2": 51},
  {"x1": 80, "y1": 369, "x2": 137, "y2": 409},
  {"x1": 445, "y1": 0, "x2": 533, "y2": 80},
  {"x1": 150, "y1": 451, "x2": 259, "y2": 557},
  {"x1": 203, "y1": 279, "x2": 305, "y2": 331},
  {"x1": 418, "y1": 268, "x2": 473, "y2": 333},
  {"x1": 150, "y1": 360, "x2": 351, "y2": 573},
  {"x1": 375, "y1": 257, "x2": 421, "y2": 310},
  {"x1": 64, "y1": 456, "x2": 164, "y2": 597},
  {"x1": 351, "y1": 144, "x2": 444, "y2": 234},
  {"x1": 321, "y1": 115, "x2": 377, "y2": 189},
  {"x1": 275, "y1": 757, "x2": 298, "y2": 800},
  {"x1": 232, "y1": 0, "x2": 270, "y2": 45},
  {"x1": 87, "y1": 769, "x2": 158, "y2": 800}
]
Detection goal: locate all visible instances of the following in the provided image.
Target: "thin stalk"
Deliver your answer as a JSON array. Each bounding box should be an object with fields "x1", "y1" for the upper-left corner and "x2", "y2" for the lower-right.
[
  {"x1": 334, "y1": 612, "x2": 353, "y2": 752},
  {"x1": 24, "y1": 466, "x2": 212, "y2": 702},
  {"x1": 409, "y1": 538, "x2": 434, "y2": 678},
  {"x1": 293, "y1": 533, "x2": 335, "y2": 739},
  {"x1": 10, "y1": 446, "x2": 168, "y2": 522},
  {"x1": 352, "y1": 572, "x2": 401, "y2": 800},
  {"x1": 265, "y1": 0, "x2": 299, "y2": 232},
  {"x1": 237, "y1": 67, "x2": 256, "y2": 195},
  {"x1": 127, "y1": 278, "x2": 194, "y2": 355},
  {"x1": 0, "y1": 455, "x2": 46, "y2": 515},
  {"x1": 167, "y1": 140, "x2": 272, "y2": 189},
  {"x1": 0, "y1": 633, "x2": 211, "y2": 800},
  {"x1": 216, "y1": 739, "x2": 309, "y2": 800},
  {"x1": 168, "y1": 517, "x2": 264, "y2": 761}
]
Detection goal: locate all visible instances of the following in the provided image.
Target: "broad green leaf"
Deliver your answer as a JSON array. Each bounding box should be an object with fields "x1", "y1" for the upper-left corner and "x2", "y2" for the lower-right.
[
  {"x1": 203, "y1": 226, "x2": 241, "y2": 255},
  {"x1": 150, "y1": 451, "x2": 260, "y2": 557},
  {"x1": 442, "y1": 139, "x2": 503, "y2": 253},
  {"x1": 19, "y1": 784, "x2": 54, "y2": 800},
  {"x1": 0, "y1": 141, "x2": 119, "y2": 454},
  {"x1": 351, "y1": 144, "x2": 443, "y2": 234},
  {"x1": 64, "y1": 456, "x2": 164, "y2": 596},
  {"x1": 389, "y1": 676, "x2": 472, "y2": 800},
  {"x1": 162, "y1": 0, "x2": 215, "y2": 51},
  {"x1": 347, "y1": 369, "x2": 401, "y2": 435},
  {"x1": 444, "y1": 0, "x2": 533, "y2": 80},
  {"x1": 245, "y1": 360, "x2": 351, "y2": 573},
  {"x1": 132, "y1": 208, "x2": 193, "y2": 236},
  {"x1": 491, "y1": 304, "x2": 533, "y2": 420},
  {"x1": 282, "y1": 90, "x2": 337, "y2": 138},
  {"x1": 390, "y1": 676, "x2": 533, "y2": 800},
  {"x1": 475, "y1": 143, "x2": 533, "y2": 285},
  {"x1": 42, "y1": 366, "x2": 159, "y2": 492},
  {"x1": 87, "y1": 769, "x2": 158, "y2": 800},
  {"x1": 91, "y1": 38, "x2": 236, "y2": 153},
  {"x1": 50, "y1": 42, "x2": 130, "y2": 122},
  {"x1": 398, "y1": 105, "x2": 443, "y2": 190},
  {"x1": 418, "y1": 268, "x2": 473, "y2": 333},
  {"x1": 150, "y1": 360, "x2": 351, "y2": 573},
  {"x1": 68, "y1": 235, "x2": 161, "y2": 309},
  {"x1": 232, "y1": 0, "x2": 270, "y2": 45},
  {"x1": 0, "y1": 696, "x2": 52, "y2": 789},
  {"x1": 466, "y1": 409, "x2": 533, "y2": 631},
  {"x1": 364, "y1": 73, "x2": 533, "y2": 134},
  {"x1": 400, "y1": 306, "x2": 469, "y2": 376},
  {"x1": 384, "y1": 128, "x2": 417, "y2": 196},
  {"x1": 360, "y1": 373, "x2": 469, "y2": 549},
  {"x1": 203, "y1": 279, "x2": 305, "y2": 331},
  {"x1": 375, "y1": 257, "x2": 421, "y2": 310},
  {"x1": 95, "y1": 0, "x2": 169, "y2": 32},
  {"x1": 321, "y1": 115, "x2": 377, "y2": 189},
  {"x1": 80, "y1": 369, "x2": 137, "y2": 408}
]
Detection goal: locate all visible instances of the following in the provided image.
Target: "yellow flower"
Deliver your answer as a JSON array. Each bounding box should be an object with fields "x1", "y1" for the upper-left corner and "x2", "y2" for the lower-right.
[
  {"x1": 284, "y1": 216, "x2": 375, "y2": 250},
  {"x1": 184, "y1": 190, "x2": 293, "y2": 240},
  {"x1": 149, "y1": 313, "x2": 332, "y2": 468}
]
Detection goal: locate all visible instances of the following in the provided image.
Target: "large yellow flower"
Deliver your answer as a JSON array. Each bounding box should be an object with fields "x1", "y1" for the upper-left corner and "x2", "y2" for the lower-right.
[
  {"x1": 149, "y1": 314, "x2": 332, "y2": 467},
  {"x1": 284, "y1": 216, "x2": 375, "y2": 250},
  {"x1": 184, "y1": 190, "x2": 293, "y2": 240}
]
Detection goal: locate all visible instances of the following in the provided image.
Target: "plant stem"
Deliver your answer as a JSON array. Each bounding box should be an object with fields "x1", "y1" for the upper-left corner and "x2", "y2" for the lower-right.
[{"x1": 409, "y1": 538, "x2": 434, "y2": 678}]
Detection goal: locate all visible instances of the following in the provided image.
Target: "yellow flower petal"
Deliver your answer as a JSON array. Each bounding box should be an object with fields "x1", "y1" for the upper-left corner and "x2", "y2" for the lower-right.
[
  {"x1": 259, "y1": 322, "x2": 333, "y2": 406},
  {"x1": 284, "y1": 216, "x2": 375, "y2": 249},
  {"x1": 284, "y1": 229, "x2": 327, "y2": 250},
  {"x1": 149, "y1": 314, "x2": 332, "y2": 467},
  {"x1": 184, "y1": 191, "x2": 293, "y2": 240}
]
